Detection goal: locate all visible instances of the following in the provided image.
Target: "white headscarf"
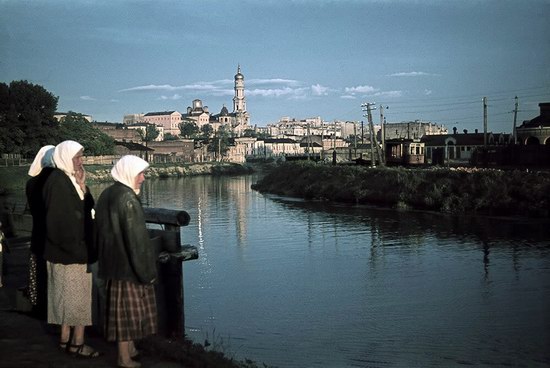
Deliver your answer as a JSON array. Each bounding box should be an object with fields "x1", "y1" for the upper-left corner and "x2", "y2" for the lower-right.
[
  {"x1": 28, "y1": 145, "x2": 55, "y2": 177},
  {"x1": 111, "y1": 155, "x2": 149, "y2": 194},
  {"x1": 53, "y1": 140, "x2": 85, "y2": 200}
]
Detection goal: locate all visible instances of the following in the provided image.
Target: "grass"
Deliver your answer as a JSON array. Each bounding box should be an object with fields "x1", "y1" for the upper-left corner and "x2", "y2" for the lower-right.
[{"x1": 251, "y1": 161, "x2": 550, "y2": 218}]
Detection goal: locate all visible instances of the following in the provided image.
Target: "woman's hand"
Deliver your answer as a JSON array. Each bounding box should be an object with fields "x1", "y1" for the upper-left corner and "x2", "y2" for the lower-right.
[{"x1": 75, "y1": 167, "x2": 87, "y2": 192}]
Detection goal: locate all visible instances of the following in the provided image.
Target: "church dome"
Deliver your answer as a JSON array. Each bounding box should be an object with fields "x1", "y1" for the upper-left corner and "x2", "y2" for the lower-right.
[{"x1": 234, "y1": 65, "x2": 244, "y2": 80}]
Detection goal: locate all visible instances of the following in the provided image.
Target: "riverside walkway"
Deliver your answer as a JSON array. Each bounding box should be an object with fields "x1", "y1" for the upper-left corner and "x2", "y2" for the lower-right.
[{"x1": 0, "y1": 240, "x2": 184, "y2": 368}]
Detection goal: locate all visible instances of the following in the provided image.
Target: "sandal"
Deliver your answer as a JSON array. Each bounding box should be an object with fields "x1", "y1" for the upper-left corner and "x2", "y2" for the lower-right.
[
  {"x1": 59, "y1": 341, "x2": 69, "y2": 352},
  {"x1": 68, "y1": 344, "x2": 101, "y2": 358}
]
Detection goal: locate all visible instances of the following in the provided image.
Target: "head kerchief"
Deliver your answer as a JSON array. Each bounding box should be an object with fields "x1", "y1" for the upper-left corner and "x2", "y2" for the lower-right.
[
  {"x1": 28, "y1": 145, "x2": 55, "y2": 177},
  {"x1": 111, "y1": 155, "x2": 149, "y2": 194},
  {"x1": 53, "y1": 140, "x2": 84, "y2": 176}
]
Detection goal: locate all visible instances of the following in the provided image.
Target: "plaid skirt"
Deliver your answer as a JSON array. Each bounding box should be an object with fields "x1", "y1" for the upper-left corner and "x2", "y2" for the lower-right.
[{"x1": 105, "y1": 279, "x2": 158, "y2": 342}]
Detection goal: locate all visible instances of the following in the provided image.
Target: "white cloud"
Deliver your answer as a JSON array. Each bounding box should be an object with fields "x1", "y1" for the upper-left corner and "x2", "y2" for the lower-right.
[
  {"x1": 388, "y1": 72, "x2": 440, "y2": 77},
  {"x1": 424, "y1": 89, "x2": 433, "y2": 95},
  {"x1": 340, "y1": 95, "x2": 357, "y2": 99},
  {"x1": 158, "y1": 94, "x2": 183, "y2": 100},
  {"x1": 80, "y1": 95, "x2": 96, "y2": 101},
  {"x1": 248, "y1": 78, "x2": 301, "y2": 87},
  {"x1": 247, "y1": 87, "x2": 308, "y2": 98},
  {"x1": 373, "y1": 90, "x2": 403, "y2": 98},
  {"x1": 345, "y1": 85, "x2": 379, "y2": 94},
  {"x1": 311, "y1": 84, "x2": 329, "y2": 96},
  {"x1": 119, "y1": 84, "x2": 178, "y2": 92}
]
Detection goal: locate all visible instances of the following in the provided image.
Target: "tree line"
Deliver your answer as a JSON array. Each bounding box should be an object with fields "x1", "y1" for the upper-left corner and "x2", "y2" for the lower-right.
[{"x1": 0, "y1": 80, "x2": 115, "y2": 156}]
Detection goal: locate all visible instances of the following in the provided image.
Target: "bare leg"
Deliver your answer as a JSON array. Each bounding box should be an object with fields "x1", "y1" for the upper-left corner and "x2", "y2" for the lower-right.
[
  {"x1": 60, "y1": 324, "x2": 71, "y2": 345},
  {"x1": 129, "y1": 340, "x2": 139, "y2": 358},
  {"x1": 118, "y1": 341, "x2": 141, "y2": 367},
  {"x1": 68, "y1": 325, "x2": 99, "y2": 357}
]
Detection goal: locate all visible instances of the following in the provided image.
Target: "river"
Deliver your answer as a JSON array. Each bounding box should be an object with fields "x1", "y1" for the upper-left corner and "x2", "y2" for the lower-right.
[{"x1": 91, "y1": 174, "x2": 550, "y2": 368}]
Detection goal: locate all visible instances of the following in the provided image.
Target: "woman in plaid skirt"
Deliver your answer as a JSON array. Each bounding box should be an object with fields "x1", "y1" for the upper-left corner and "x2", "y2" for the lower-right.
[{"x1": 95, "y1": 155, "x2": 157, "y2": 368}]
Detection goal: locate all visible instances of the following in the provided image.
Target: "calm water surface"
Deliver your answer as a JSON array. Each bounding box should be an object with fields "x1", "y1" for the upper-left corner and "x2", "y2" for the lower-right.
[{"x1": 95, "y1": 174, "x2": 550, "y2": 368}]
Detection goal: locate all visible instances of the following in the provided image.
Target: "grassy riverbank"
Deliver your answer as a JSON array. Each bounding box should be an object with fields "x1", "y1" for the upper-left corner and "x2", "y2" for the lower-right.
[{"x1": 251, "y1": 161, "x2": 550, "y2": 218}]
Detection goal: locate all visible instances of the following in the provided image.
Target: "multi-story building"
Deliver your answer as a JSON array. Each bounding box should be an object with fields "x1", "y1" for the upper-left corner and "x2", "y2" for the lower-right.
[
  {"x1": 142, "y1": 111, "x2": 182, "y2": 137},
  {"x1": 516, "y1": 102, "x2": 550, "y2": 145},
  {"x1": 383, "y1": 121, "x2": 447, "y2": 140},
  {"x1": 122, "y1": 113, "x2": 145, "y2": 125}
]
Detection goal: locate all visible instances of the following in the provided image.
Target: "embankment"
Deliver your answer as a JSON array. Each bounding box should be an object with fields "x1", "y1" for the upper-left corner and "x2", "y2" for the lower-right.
[{"x1": 251, "y1": 161, "x2": 550, "y2": 218}]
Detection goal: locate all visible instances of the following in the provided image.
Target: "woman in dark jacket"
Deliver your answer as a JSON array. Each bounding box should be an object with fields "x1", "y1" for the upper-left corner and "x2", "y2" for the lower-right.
[
  {"x1": 43, "y1": 140, "x2": 98, "y2": 357},
  {"x1": 26, "y1": 144, "x2": 56, "y2": 319},
  {"x1": 95, "y1": 155, "x2": 157, "y2": 368}
]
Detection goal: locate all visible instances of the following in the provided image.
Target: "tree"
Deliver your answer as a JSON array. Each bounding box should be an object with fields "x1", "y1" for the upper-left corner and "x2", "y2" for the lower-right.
[
  {"x1": 58, "y1": 112, "x2": 115, "y2": 155},
  {"x1": 179, "y1": 121, "x2": 199, "y2": 138},
  {"x1": 208, "y1": 125, "x2": 231, "y2": 158},
  {"x1": 164, "y1": 133, "x2": 179, "y2": 141},
  {"x1": 137, "y1": 124, "x2": 160, "y2": 161},
  {"x1": 200, "y1": 124, "x2": 214, "y2": 139},
  {"x1": 137, "y1": 124, "x2": 160, "y2": 144},
  {"x1": 0, "y1": 80, "x2": 60, "y2": 155},
  {"x1": 242, "y1": 128, "x2": 257, "y2": 138}
]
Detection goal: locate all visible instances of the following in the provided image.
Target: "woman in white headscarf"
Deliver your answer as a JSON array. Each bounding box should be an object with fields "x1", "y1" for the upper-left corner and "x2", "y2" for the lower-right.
[
  {"x1": 25, "y1": 145, "x2": 56, "y2": 319},
  {"x1": 42, "y1": 140, "x2": 99, "y2": 358},
  {"x1": 95, "y1": 155, "x2": 157, "y2": 368}
]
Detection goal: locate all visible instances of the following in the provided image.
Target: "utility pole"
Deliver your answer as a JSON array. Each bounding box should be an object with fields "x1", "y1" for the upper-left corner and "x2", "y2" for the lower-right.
[
  {"x1": 483, "y1": 97, "x2": 488, "y2": 149},
  {"x1": 321, "y1": 119, "x2": 324, "y2": 161},
  {"x1": 354, "y1": 122, "x2": 357, "y2": 159},
  {"x1": 380, "y1": 105, "x2": 388, "y2": 165},
  {"x1": 361, "y1": 102, "x2": 383, "y2": 167},
  {"x1": 513, "y1": 96, "x2": 519, "y2": 144}
]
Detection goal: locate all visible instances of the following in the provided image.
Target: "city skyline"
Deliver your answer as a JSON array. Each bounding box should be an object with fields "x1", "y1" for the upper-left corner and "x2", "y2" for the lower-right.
[{"x1": 1, "y1": 0, "x2": 549, "y2": 133}]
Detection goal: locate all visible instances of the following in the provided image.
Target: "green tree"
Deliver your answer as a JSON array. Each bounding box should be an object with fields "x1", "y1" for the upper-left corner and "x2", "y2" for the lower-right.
[
  {"x1": 58, "y1": 111, "x2": 115, "y2": 155},
  {"x1": 137, "y1": 124, "x2": 160, "y2": 144},
  {"x1": 179, "y1": 121, "x2": 199, "y2": 138},
  {"x1": 163, "y1": 133, "x2": 179, "y2": 141},
  {"x1": 208, "y1": 125, "x2": 231, "y2": 158},
  {"x1": 200, "y1": 124, "x2": 214, "y2": 139},
  {"x1": 0, "y1": 80, "x2": 60, "y2": 155},
  {"x1": 242, "y1": 128, "x2": 257, "y2": 138}
]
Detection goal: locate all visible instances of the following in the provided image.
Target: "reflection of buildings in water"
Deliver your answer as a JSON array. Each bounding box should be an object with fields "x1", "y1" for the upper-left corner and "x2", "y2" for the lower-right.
[{"x1": 226, "y1": 176, "x2": 250, "y2": 247}]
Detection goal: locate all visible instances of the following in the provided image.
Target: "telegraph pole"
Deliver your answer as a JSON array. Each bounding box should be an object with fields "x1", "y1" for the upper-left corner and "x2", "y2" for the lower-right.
[
  {"x1": 483, "y1": 97, "x2": 488, "y2": 148},
  {"x1": 512, "y1": 96, "x2": 519, "y2": 144},
  {"x1": 361, "y1": 102, "x2": 383, "y2": 167},
  {"x1": 380, "y1": 105, "x2": 388, "y2": 165}
]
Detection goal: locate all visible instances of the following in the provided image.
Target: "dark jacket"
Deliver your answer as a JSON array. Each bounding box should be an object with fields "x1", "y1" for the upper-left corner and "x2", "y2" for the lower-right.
[
  {"x1": 42, "y1": 168, "x2": 95, "y2": 265},
  {"x1": 95, "y1": 182, "x2": 157, "y2": 284},
  {"x1": 26, "y1": 167, "x2": 55, "y2": 256}
]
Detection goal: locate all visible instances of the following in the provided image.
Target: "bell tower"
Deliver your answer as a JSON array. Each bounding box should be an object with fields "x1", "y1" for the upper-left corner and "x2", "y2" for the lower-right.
[{"x1": 232, "y1": 64, "x2": 246, "y2": 114}]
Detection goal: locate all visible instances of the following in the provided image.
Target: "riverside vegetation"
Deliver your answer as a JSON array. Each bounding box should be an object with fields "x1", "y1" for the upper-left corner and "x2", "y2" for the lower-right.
[{"x1": 251, "y1": 161, "x2": 550, "y2": 218}]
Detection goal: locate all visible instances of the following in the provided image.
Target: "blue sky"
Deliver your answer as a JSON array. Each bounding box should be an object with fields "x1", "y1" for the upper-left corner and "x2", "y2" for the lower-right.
[{"x1": 1, "y1": 0, "x2": 549, "y2": 132}]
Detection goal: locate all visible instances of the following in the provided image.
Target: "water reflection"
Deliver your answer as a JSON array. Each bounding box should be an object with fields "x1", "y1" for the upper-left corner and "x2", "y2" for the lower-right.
[{"x1": 88, "y1": 176, "x2": 550, "y2": 367}]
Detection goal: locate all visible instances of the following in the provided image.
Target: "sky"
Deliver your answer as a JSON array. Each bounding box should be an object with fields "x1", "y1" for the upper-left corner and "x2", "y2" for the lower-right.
[{"x1": 1, "y1": 0, "x2": 549, "y2": 133}]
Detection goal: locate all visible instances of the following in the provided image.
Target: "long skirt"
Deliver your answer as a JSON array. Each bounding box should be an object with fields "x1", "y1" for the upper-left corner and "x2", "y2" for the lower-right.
[
  {"x1": 105, "y1": 280, "x2": 157, "y2": 342},
  {"x1": 47, "y1": 262, "x2": 92, "y2": 326}
]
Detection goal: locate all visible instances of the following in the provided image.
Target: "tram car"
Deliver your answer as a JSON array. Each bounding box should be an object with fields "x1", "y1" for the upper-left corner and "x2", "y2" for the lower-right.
[{"x1": 384, "y1": 139, "x2": 425, "y2": 166}]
